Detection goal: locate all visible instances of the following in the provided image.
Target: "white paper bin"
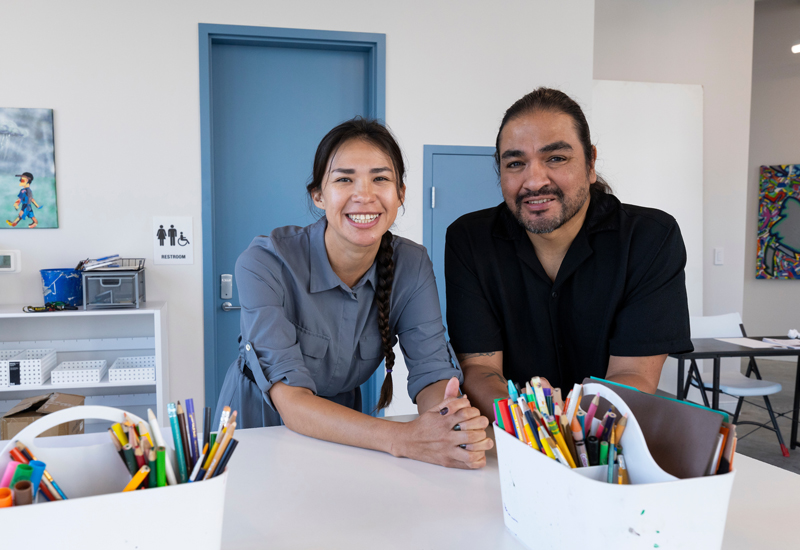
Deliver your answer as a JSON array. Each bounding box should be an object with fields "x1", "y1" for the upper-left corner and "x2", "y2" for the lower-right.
[
  {"x1": 0, "y1": 406, "x2": 227, "y2": 549},
  {"x1": 0, "y1": 350, "x2": 25, "y2": 387},
  {"x1": 495, "y1": 382, "x2": 735, "y2": 550}
]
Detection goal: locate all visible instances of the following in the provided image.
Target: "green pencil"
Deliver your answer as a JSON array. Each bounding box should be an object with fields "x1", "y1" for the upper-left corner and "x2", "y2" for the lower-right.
[
  {"x1": 168, "y1": 403, "x2": 189, "y2": 483},
  {"x1": 148, "y1": 450, "x2": 157, "y2": 489},
  {"x1": 122, "y1": 444, "x2": 138, "y2": 476},
  {"x1": 156, "y1": 446, "x2": 167, "y2": 487}
]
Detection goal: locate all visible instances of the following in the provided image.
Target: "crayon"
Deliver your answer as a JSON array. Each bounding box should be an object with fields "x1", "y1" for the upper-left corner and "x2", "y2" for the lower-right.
[{"x1": 123, "y1": 465, "x2": 150, "y2": 492}]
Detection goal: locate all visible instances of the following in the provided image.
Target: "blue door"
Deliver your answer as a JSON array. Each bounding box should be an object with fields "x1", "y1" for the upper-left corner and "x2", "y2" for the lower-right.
[
  {"x1": 199, "y1": 25, "x2": 386, "y2": 413},
  {"x1": 423, "y1": 146, "x2": 502, "y2": 324}
]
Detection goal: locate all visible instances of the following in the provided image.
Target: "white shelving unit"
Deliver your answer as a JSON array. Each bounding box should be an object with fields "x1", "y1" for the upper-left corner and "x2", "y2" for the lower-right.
[{"x1": 0, "y1": 302, "x2": 169, "y2": 430}]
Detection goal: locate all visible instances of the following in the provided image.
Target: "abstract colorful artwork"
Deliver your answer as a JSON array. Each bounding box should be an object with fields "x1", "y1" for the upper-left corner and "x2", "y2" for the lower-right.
[
  {"x1": 757, "y1": 164, "x2": 800, "y2": 279},
  {"x1": 0, "y1": 108, "x2": 59, "y2": 229}
]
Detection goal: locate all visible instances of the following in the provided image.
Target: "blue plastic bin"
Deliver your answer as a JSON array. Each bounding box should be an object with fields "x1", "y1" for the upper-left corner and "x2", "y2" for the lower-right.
[{"x1": 40, "y1": 268, "x2": 83, "y2": 306}]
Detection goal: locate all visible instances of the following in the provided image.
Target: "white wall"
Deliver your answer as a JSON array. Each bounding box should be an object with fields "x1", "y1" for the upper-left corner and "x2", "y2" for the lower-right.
[
  {"x1": 593, "y1": 0, "x2": 755, "y2": 319},
  {"x1": 742, "y1": 0, "x2": 800, "y2": 337},
  {"x1": 0, "y1": 0, "x2": 597, "y2": 413}
]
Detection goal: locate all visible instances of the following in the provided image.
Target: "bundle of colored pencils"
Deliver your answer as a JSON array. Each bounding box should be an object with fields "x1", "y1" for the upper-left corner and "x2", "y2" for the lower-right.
[
  {"x1": 109, "y1": 400, "x2": 239, "y2": 491},
  {"x1": 494, "y1": 380, "x2": 630, "y2": 484}
]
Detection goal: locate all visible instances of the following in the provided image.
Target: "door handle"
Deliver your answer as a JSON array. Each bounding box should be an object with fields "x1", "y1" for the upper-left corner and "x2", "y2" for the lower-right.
[{"x1": 221, "y1": 302, "x2": 241, "y2": 312}]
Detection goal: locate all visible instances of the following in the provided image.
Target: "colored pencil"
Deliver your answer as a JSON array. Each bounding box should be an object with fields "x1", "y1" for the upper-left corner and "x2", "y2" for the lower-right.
[
  {"x1": 202, "y1": 406, "x2": 211, "y2": 452},
  {"x1": 211, "y1": 439, "x2": 239, "y2": 478},
  {"x1": 147, "y1": 408, "x2": 178, "y2": 486},
  {"x1": 177, "y1": 402, "x2": 194, "y2": 470},
  {"x1": 204, "y1": 421, "x2": 236, "y2": 479},
  {"x1": 168, "y1": 403, "x2": 189, "y2": 483},
  {"x1": 123, "y1": 465, "x2": 150, "y2": 492},
  {"x1": 148, "y1": 450, "x2": 157, "y2": 489},
  {"x1": 186, "y1": 399, "x2": 200, "y2": 464}
]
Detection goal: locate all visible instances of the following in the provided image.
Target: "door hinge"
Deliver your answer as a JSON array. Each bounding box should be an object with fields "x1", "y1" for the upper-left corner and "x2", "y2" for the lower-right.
[{"x1": 431, "y1": 187, "x2": 436, "y2": 208}]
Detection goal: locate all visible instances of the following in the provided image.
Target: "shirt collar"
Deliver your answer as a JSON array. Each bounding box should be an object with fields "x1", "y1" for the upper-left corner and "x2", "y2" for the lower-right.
[
  {"x1": 493, "y1": 188, "x2": 621, "y2": 241},
  {"x1": 309, "y1": 217, "x2": 378, "y2": 294}
]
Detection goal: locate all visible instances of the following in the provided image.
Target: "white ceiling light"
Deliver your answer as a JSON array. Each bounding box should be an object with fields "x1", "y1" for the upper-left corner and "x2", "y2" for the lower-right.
[{"x1": 793, "y1": 44, "x2": 800, "y2": 54}]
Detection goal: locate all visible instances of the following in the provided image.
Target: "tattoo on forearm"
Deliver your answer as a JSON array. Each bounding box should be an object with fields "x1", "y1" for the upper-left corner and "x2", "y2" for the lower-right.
[
  {"x1": 483, "y1": 372, "x2": 507, "y2": 384},
  {"x1": 458, "y1": 352, "x2": 497, "y2": 360}
]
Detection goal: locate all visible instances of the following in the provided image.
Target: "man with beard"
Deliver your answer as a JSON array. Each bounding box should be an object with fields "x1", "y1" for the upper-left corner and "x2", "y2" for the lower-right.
[{"x1": 445, "y1": 88, "x2": 692, "y2": 419}]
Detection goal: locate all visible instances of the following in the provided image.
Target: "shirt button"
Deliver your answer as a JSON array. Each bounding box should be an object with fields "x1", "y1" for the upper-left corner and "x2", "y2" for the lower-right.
[
  {"x1": 551, "y1": 291, "x2": 558, "y2": 299},
  {"x1": 245, "y1": 344, "x2": 251, "y2": 351}
]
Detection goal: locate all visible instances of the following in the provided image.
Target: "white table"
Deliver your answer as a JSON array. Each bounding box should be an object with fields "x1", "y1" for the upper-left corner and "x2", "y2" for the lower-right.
[{"x1": 224, "y1": 424, "x2": 797, "y2": 549}]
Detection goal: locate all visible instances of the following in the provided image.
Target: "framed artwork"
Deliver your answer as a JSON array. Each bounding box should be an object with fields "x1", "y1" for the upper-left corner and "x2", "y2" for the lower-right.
[
  {"x1": 757, "y1": 164, "x2": 800, "y2": 279},
  {"x1": 0, "y1": 108, "x2": 58, "y2": 229}
]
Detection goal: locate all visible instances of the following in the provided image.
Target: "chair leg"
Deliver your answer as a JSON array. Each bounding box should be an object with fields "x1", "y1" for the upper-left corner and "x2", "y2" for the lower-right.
[
  {"x1": 763, "y1": 395, "x2": 790, "y2": 457},
  {"x1": 732, "y1": 396, "x2": 744, "y2": 424},
  {"x1": 686, "y1": 360, "x2": 711, "y2": 408}
]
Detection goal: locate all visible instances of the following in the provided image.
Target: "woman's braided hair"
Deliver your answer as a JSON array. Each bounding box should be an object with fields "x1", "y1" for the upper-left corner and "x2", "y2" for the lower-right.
[{"x1": 306, "y1": 117, "x2": 406, "y2": 410}]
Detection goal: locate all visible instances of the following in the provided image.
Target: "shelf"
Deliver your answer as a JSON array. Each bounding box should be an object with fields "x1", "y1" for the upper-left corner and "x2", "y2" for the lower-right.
[
  {"x1": 0, "y1": 301, "x2": 166, "y2": 319},
  {"x1": 1, "y1": 380, "x2": 155, "y2": 393}
]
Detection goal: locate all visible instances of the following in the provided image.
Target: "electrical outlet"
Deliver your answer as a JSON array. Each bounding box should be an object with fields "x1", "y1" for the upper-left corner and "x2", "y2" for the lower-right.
[{"x1": 714, "y1": 248, "x2": 724, "y2": 266}]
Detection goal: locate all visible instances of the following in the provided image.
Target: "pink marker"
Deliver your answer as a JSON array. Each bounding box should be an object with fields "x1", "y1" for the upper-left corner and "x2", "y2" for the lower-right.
[{"x1": 1, "y1": 461, "x2": 21, "y2": 488}]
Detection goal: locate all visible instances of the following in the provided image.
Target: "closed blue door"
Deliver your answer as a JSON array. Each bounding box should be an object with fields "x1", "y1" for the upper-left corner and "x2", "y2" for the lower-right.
[
  {"x1": 200, "y1": 25, "x2": 385, "y2": 413},
  {"x1": 423, "y1": 146, "x2": 501, "y2": 324}
]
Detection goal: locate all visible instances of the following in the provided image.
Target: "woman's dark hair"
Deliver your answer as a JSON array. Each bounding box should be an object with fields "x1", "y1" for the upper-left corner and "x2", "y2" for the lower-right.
[
  {"x1": 494, "y1": 87, "x2": 612, "y2": 195},
  {"x1": 306, "y1": 117, "x2": 405, "y2": 410}
]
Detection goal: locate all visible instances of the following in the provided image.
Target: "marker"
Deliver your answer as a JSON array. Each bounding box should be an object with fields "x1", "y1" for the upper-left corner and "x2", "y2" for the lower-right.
[
  {"x1": 497, "y1": 399, "x2": 515, "y2": 436},
  {"x1": 587, "y1": 436, "x2": 600, "y2": 466},
  {"x1": 599, "y1": 441, "x2": 609, "y2": 466},
  {"x1": 493, "y1": 399, "x2": 505, "y2": 431},
  {"x1": 111, "y1": 423, "x2": 129, "y2": 447},
  {"x1": 186, "y1": 399, "x2": 200, "y2": 467}
]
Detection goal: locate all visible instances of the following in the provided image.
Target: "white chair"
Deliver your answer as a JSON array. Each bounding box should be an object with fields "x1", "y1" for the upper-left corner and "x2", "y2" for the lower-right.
[{"x1": 686, "y1": 313, "x2": 789, "y2": 457}]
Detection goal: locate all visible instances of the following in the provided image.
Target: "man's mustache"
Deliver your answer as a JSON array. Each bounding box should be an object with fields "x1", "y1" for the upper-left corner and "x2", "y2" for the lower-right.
[{"x1": 515, "y1": 186, "x2": 564, "y2": 208}]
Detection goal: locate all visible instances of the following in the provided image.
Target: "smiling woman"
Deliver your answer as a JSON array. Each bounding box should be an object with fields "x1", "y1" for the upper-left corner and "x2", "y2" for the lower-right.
[{"x1": 213, "y1": 118, "x2": 493, "y2": 470}]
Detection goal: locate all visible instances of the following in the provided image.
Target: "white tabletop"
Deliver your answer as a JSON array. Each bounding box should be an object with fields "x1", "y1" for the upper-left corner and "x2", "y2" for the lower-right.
[{"x1": 223, "y1": 424, "x2": 796, "y2": 549}]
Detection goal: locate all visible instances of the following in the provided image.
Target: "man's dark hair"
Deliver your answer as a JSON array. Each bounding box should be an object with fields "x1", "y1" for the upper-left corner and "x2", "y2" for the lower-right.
[{"x1": 494, "y1": 87, "x2": 612, "y2": 195}]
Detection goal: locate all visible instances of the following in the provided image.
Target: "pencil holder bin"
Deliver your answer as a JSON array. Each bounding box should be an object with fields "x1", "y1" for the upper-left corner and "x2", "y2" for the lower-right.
[
  {"x1": 494, "y1": 382, "x2": 735, "y2": 550},
  {"x1": 0, "y1": 406, "x2": 227, "y2": 549}
]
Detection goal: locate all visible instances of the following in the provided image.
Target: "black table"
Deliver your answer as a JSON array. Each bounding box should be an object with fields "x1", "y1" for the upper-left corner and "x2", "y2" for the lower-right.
[{"x1": 670, "y1": 337, "x2": 800, "y2": 449}]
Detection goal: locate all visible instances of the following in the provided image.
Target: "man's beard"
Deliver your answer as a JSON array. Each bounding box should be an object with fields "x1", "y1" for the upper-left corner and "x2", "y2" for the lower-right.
[{"x1": 512, "y1": 184, "x2": 590, "y2": 234}]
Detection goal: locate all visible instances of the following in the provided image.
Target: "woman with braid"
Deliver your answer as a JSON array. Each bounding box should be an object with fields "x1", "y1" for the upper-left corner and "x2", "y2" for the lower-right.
[{"x1": 214, "y1": 118, "x2": 492, "y2": 469}]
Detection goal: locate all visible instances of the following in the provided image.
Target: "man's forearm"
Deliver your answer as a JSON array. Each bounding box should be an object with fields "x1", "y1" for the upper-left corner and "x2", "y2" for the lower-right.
[{"x1": 462, "y1": 363, "x2": 508, "y2": 420}]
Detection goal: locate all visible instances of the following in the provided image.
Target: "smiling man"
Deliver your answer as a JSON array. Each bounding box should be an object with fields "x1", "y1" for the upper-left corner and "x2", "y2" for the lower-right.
[{"x1": 444, "y1": 88, "x2": 693, "y2": 419}]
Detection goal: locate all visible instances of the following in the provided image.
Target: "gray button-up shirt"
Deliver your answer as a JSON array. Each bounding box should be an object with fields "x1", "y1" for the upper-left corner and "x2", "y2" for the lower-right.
[{"x1": 218, "y1": 217, "x2": 462, "y2": 420}]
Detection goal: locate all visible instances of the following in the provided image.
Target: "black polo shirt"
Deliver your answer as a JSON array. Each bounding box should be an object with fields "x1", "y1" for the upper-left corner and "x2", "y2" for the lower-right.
[{"x1": 445, "y1": 190, "x2": 693, "y2": 390}]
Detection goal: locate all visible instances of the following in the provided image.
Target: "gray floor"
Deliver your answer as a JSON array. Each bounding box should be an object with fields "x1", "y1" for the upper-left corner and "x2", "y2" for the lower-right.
[{"x1": 703, "y1": 358, "x2": 800, "y2": 474}]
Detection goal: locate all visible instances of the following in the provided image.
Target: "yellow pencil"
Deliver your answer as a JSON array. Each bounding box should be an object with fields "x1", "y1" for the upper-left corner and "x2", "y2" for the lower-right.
[
  {"x1": 123, "y1": 465, "x2": 150, "y2": 492},
  {"x1": 204, "y1": 422, "x2": 236, "y2": 479},
  {"x1": 138, "y1": 421, "x2": 154, "y2": 447},
  {"x1": 537, "y1": 426, "x2": 556, "y2": 459}
]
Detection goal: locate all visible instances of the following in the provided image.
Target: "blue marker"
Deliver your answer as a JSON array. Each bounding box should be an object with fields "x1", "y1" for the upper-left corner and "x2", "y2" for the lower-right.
[{"x1": 507, "y1": 380, "x2": 519, "y2": 402}]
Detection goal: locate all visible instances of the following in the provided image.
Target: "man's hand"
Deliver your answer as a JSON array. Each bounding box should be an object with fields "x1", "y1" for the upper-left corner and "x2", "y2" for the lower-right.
[{"x1": 13, "y1": 200, "x2": 20, "y2": 210}]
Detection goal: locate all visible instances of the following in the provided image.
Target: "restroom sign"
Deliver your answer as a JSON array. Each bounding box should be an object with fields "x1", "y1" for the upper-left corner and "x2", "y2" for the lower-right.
[{"x1": 153, "y1": 216, "x2": 194, "y2": 265}]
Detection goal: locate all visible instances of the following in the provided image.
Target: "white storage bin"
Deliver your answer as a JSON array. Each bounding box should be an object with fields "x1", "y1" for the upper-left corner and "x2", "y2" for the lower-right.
[
  {"x1": 51, "y1": 360, "x2": 109, "y2": 385},
  {"x1": 0, "y1": 406, "x2": 227, "y2": 549},
  {"x1": 0, "y1": 350, "x2": 25, "y2": 387},
  {"x1": 13, "y1": 349, "x2": 58, "y2": 386},
  {"x1": 495, "y1": 382, "x2": 735, "y2": 550},
  {"x1": 108, "y1": 356, "x2": 156, "y2": 383}
]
